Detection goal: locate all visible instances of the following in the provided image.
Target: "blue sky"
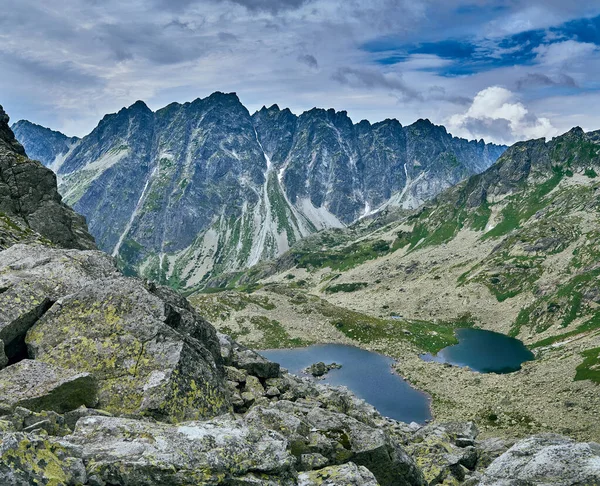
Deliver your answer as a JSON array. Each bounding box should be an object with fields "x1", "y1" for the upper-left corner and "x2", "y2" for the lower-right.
[{"x1": 1, "y1": 0, "x2": 600, "y2": 144}]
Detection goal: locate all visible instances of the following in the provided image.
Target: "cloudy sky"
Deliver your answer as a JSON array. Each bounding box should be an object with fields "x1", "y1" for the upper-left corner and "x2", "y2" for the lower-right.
[{"x1": 1, "y1": 0, "x2": 600, "y2": 144}]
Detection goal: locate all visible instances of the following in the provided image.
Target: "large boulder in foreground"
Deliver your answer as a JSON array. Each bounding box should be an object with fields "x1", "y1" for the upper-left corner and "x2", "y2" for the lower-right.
[
  {"x1": 298, "y1": 462, "x2": 380, "y2": 485},
  {"x1": 0, "y1": 245, "x2": 117, "y2": 360},
  {"x1": 26, "y1": 276, "x2": 229, "y2": 422},
  {"x1": 480, "y1": 434, "x2": 600, "y2": 485},
  {"x1": 69, "y1": 415, "x2": 295, "y2": 485},
  {"x1": 0, "y1": 360, "x2": 97, "y2": 414}
]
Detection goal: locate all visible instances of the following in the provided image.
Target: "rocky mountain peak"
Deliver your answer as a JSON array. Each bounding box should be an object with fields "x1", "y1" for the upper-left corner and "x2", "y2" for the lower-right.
[{"x1": 0, "y1": 104, "x2": 95, "y2": 250}]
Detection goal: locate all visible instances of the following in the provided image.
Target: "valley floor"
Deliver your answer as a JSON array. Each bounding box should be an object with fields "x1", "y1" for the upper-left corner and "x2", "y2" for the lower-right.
[{"x1": 191, "y1": 279, "x2": 600, "y2": 443}]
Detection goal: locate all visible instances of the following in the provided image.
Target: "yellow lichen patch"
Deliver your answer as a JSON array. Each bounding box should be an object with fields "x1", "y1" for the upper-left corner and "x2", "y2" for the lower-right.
[{"x1": 0, "y1": 435, "x2": 79, "y2": 486}]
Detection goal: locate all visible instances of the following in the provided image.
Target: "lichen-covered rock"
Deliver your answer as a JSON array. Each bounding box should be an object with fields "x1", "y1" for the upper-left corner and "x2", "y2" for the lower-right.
[
  {"x1": 69, "y1": 415, "x2": 295, "y2": 485},
  {"x1": 0, "y1": 244, "x2": 117, "y2": 360},
  {"x1": 0, "y1": 360, "x2": 97, "y2": 414},
  {"x1": 480, "y1": 434, "x2": 600, "y2": 485},
  {"x1": 0, "y1": 431, "x2": 87, "y2": 486},
  {"x1": 298, "y1": 462, "x2": 380, "y2": 485},
  {"x1": 7, "y1": 407, "x2": 72, "y2": 436},
  {"x1": 303, "y1": 362, "x2": 342, "y2": 378},
  {"x1": 26, "y1": 277, "x2": 229, "y2": 422},
  {"x1": 248, "y1": 403, "x2": 424, "y2": 486}
]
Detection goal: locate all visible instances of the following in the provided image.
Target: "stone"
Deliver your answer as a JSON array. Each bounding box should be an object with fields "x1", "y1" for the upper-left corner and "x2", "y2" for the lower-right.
[
  {"x1": 480, "y1": 434, "x2": 600, "y2": 485},
  {"x1": 26, "y1": 277, "x2": 229, "y2": 422},
  {"x1": 304, "y1": 361, "x2": 342, "y2": 378},
  {"x1": 254, "y1": 403, "x2": 424, "y2": 486},
  {"x1": 219, "y1": 333, "x2": 281, "y2": 378},
  {"x1": 0, "y1": 431, "x2": 87, "y2": 485},
  {"x1": 69, "y1": 415, "x2": 295, "y2": 485},
  {"x1": 225, "y1": 365, "x2": 248, "y2": 383},
  {"x1": 63, "y1": 406, "x2": 114, "y2": 431},
  {"x1": 0, "y1": 360, "x2": 97, "y2": 414},
  {"x1": 298, "y1": 462, "x2": 380, "y2": 486}
]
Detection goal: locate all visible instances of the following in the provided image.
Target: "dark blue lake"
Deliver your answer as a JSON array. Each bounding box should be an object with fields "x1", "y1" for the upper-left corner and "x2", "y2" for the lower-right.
[
  {"x1": 260, "y1": 344, "x2": 432, "y2": 424},
  {"x1": 421, "y1": 328, "x2": 534, "y2": 373}
]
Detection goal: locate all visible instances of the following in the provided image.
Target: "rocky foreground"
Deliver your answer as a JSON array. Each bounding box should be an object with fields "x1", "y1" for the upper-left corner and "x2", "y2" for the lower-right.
[{"x1": 1, "y1": 104, "x2": 599, "y2": 485}]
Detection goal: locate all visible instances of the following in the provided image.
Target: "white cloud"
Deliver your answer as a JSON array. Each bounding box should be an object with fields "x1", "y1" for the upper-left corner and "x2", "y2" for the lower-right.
[
  {"x1": 447, "y1": 86, "x2": 559, "y2": 145},
  {"x1": 534, "y1": 40, "x2": 598, "y2": 66}
]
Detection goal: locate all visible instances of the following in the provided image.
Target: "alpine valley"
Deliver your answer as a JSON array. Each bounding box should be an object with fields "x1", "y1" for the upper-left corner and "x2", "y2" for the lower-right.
[{"x1": 12, "y1": 93, "x2": 505, "y2": 290}]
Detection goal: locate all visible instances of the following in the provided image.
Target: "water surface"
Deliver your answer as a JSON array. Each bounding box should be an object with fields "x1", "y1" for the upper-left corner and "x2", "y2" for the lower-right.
[
  {"x1": 421, "y1": 328, "x2": 534, "y2": 373},
  {"x1": 260, "y1": 344, "x2": 432, "y2": 424}
]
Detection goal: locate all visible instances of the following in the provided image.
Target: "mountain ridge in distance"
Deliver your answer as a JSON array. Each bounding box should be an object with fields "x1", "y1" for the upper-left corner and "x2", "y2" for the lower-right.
[{"x1": 13, "y1": 92, "x2": 506, "y2": 290}]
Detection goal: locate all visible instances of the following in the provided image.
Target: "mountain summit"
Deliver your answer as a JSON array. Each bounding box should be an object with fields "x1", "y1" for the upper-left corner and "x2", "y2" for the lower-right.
[{"x1": 13, "y1": 93, "x2": 505, "y2": 288}]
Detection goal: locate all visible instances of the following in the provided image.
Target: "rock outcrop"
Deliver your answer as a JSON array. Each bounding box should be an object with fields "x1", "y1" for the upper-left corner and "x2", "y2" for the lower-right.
[{"x1": 0, "y1": 105, "x2": 95, "y2": 251}]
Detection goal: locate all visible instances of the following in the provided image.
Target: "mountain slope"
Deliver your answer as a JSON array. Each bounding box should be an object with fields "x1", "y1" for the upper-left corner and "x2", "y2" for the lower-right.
[
  {"x1": 11, "y1": 120, "x2": 79, "y2": 173},
  {"x1": 192, "y1": 126, "x2": 600, "y2": 440},
  {"x1": 14, "y1": 93, "x2": 505, "y2": 289}
]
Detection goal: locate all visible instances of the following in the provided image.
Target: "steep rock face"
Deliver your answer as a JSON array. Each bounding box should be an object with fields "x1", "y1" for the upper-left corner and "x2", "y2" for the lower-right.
[
  {"x1": 14, "y1": 95, "x2": 505, "y2": 288},
  {"x1": 0, "y1": 105, "x2": 95, "y2": 251},
  {"x1": 11, "y1": 120, "x2": 79, "y2": 172}
]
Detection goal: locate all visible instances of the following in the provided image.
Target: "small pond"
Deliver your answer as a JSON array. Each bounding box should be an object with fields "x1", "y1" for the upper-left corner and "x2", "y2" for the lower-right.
[
  {"x1": 260, "y1": 343, "x2": 432, "y2": 424},
  {"x1": 421, "y1": 328, "x2": 534, "y2": 373}
]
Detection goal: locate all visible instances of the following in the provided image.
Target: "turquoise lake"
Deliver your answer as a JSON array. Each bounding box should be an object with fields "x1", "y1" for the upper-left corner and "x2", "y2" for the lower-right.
[
  {"x1": 260, "y1": 344, "x2": 432, "y2": 424},
  {"x1": 421, "y1": 328, "x2": 534, "y2": 373}
]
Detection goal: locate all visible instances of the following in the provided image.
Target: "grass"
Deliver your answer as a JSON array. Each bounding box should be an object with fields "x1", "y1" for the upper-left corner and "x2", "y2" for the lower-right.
[
  {"x1": 293, "y1": 238, "x2": 401, "y2": 272},
  {"x1": 245, "y1": 316, "x2": 312, "y2": 349},
  {"x1": 529, "y1": 312, "x2": 600, "y2": 349},
  {"x1": 575, "y1": 347, "x2": 600, "y2": 383}
]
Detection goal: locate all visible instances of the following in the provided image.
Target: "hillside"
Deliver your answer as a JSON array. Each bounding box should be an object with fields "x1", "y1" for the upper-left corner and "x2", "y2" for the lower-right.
[
  {"x1": 191, "y1": 127, "x2": 600, "y2": 441},
  {"x1": 14, "y1": 94, "x2": 505, "y2": 289}
]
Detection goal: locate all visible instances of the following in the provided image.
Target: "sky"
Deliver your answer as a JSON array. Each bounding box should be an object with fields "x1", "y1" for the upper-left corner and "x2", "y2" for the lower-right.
[{"x1": 1, "y1": 1, "x2": 600, "y2": 145}]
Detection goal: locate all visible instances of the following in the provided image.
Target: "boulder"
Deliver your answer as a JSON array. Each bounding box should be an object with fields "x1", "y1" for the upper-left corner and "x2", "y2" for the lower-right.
[
  {"x1": 249, "y1": 403, "x2": 424, "y2": 486},
  {"x1": 0, "y1": 431, "x2": 87, "y2": 486},
  {"x1": 69, "y1": 415, "x2": 295, "y2": 485},
  {"x1": 304, "y1": 361, "x2": 342, "y2": 378},
  {"x1": 480, "y1": 434, "x2": 600, "y2": 485},
  {"x1": 298, "y1": 462, "x2": 380, "y2": 485},
  {"x1": 26, "y1": 277, "x2": 229, "y2": 422},
  {"x1": 0, "y1": 245, "x2": 117, "y2": 360},
  {"x1": 0, "y1": 360, "x2": 97, "y2": 414},
  {"x1": 218, "y1": 332, "x2": 280, "y2": 378}
]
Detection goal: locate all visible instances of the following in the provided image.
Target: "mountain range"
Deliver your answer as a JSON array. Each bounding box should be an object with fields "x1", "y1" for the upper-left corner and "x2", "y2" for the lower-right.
[{"x1": 12, "y1": 93, "x2": 505, "y2": 289}]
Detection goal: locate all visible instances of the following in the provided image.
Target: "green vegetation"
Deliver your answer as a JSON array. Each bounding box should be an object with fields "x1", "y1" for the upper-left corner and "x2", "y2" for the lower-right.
[
  {"x1": 575, "y1": 347, "x2": 600, "y2": 383},
  {"x1": 325, "y1": 282, "x2": 368, "y2": 293},
  {"x1": 244, "y1": 316, "x2": 312, "y2": 349},
  {"x1": 292, "y1": 238, "x2": 402, "y2": 272},
  {"x1": 584, "y1": 168, "x2": 598, "y2": 178},
  {"x1": 529, "y1": 312, "x2": 600, "y2": 349},
  {"x1": 483, "y1": 166, "x2": 564, "y2": 239}
]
